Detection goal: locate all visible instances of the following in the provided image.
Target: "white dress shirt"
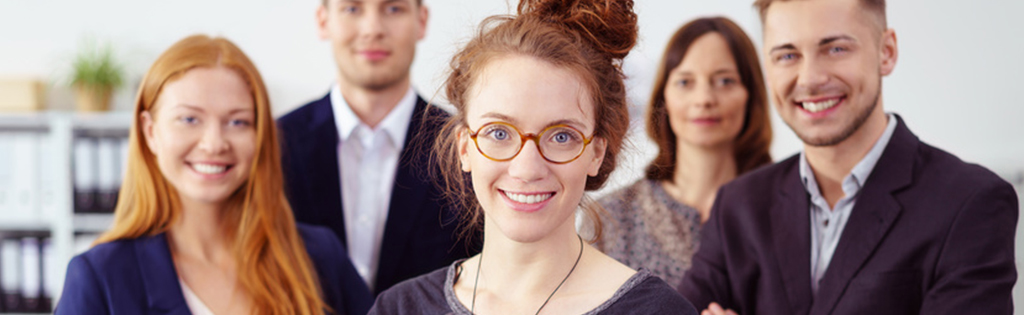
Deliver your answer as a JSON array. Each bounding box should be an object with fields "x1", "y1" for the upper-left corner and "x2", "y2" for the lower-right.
[
  {"x1": 330, "y1": 84, "x2": 416, "y2": 290},
  {"x1": 800, "y1": 113, "x2": 898, "y2": 294}
]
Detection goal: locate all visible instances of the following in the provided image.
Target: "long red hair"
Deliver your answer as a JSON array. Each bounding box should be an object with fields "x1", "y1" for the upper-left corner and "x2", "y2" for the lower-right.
[{"x1": 95, "y1": 35, "x2": 328, "y2": 315}]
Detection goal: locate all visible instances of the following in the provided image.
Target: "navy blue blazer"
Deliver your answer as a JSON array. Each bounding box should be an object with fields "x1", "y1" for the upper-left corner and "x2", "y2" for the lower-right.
[
  {"x1": 679, "y1": 115, "x2": 1019, "y2": 314},
  {"x1": 277, "y1": 93, "x2": 477, "y2": 295},
  {"x1": 56, "y1": 223, "x2": 373, "y2": 315}
]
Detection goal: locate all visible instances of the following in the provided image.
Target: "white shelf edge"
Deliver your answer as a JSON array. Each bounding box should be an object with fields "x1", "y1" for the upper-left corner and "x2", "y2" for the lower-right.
[
  {"x1": 72, "y1": 213, "x2": 114, "y2": 234},
  {"x1": 0, "y1": 220, "x2": 51, "y2": 231}
]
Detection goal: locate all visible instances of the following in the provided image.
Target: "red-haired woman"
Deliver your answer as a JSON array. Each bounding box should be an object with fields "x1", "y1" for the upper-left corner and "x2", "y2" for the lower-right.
[
  {"x1": 369, "y1": 0, "x2": 697, "y2": 314},
  {"x1": 56, "y1": 35, "x2": 372, "y2": 315},
  {"x1": 595, "y1": 17, "x2": 773, "y2": 288}
]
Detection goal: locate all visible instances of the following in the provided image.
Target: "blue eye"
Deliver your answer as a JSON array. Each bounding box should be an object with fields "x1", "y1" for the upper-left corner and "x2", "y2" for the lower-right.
[
  {"x1": 229, "y1": 119, "x2": 252, "y2": 127},
  {"x1": 385, "y1": 5, "x2": 404, "y2": 14},
  {"x1": 482, "y1": 124, "x2": 514, "y2": 141},
  {"x1": 341, "y1": 5, "x2": 359, "y2": 14},
  {"x1": 829, "y1": 46, "x2": 848, "y2": 54},
  {"x1": 491, "y1": 129, "x2": 508, "y2": 140},
  {"x1": 677, "y1": 79, "x2": 690, "y2": 87},
  {"x1": 553, "y1": 132, "x2": 571, "y2": 143},
  {"x1": 180, "y1": 116, "x2": 198, "y2": 124},
  {"x1": 545, "y1": 128, "x2": 583, "y2": 145},
  {"x1": 774, "y1": 52, "x2": 799, "y2": 64}
]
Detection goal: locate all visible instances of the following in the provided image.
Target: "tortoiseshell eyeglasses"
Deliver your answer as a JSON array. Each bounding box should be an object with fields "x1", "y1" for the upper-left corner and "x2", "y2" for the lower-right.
[{"x1": 467, "y1": 122, "x2": 595, "y2": 164}]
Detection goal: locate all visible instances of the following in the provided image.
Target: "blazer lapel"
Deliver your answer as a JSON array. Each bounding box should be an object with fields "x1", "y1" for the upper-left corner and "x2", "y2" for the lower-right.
[
  {"x1": 809, "y1": 116, "x2": 918, "y2": 315},
  {"x1": 135, "y1": 233, "x2": 190, "y2": 314},
  {"x1": 300, "y1": 98, "x2": 347, "y2": 246},
  {"x1": 771, "y1": 158, "x2": 814, "y2": 315},
  {"x1": 376, "y1": 98, "x2": 436, "y2": 289}
]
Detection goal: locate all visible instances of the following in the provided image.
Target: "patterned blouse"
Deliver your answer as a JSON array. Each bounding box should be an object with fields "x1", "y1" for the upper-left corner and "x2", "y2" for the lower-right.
[{"x1": 595, "y1": 179, "x2": 702, "y2": 288}]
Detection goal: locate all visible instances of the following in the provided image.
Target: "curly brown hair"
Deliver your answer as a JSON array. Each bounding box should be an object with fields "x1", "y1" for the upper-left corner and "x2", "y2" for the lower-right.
[{"x1": 432, "y1": 0, "x2": 638, "y2": 243}]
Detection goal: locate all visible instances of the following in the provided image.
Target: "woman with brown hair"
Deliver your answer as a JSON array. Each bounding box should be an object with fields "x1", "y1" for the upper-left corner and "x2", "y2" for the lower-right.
[
  {"x1": 56, "y1": 35, "x2": 372, "y2": 315},
  {"x1": 368, "y1": 0, "x2": 696, "y2": 314},
  {"x1": 595, "y1": 17, "x2": 773, "y2": 288}
]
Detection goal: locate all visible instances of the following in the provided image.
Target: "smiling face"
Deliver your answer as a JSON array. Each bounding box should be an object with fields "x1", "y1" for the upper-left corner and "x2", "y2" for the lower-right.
[
  {"x1": 763, "y1": 0, "x2": 896, "y2": 147},
  {"x1": 664, "y1": 32, "x2": 749, "y2": 150},
  {"x1": 317, "y1": 0, "x2": 427, "y2": 91},
  {"x1": 458, "y1": 56, "x2": 606, "y2": 243},
  {"x1": 142, "y1": 66, "x2": 257, "y2": 209}
]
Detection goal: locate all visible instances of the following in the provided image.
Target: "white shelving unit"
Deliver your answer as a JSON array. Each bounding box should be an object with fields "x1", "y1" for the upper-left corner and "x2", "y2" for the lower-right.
[{"x1": 0, "y1": 111, "x2": 131, "y2": 313}]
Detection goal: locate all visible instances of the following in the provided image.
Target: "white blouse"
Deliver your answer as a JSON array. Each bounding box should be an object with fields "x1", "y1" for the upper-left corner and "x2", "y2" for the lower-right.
[{"x1": 179, "y1": 278, "x2": 216, "y2": 315}]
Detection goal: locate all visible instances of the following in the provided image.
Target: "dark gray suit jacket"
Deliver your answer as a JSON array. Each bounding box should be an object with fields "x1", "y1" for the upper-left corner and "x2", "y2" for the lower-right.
[{"x1": 680, "y1": 115, "x2": 1018, "y2": 314}]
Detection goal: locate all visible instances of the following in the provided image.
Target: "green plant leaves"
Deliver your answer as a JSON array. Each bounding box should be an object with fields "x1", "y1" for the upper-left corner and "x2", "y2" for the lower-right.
[{"x1": 70, "y1": 41, "x2": 124, "y2": 90}]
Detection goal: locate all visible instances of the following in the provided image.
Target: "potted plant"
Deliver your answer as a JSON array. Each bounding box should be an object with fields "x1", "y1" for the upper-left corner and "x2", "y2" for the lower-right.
[{"x1": 70, "y1": 42, "x2": 124, "y2": 112}]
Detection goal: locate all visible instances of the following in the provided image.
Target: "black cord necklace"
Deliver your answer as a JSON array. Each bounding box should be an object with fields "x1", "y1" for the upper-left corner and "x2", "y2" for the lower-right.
[{"x1": 470, "y1": 234, "x2": 584, "y2": 315}]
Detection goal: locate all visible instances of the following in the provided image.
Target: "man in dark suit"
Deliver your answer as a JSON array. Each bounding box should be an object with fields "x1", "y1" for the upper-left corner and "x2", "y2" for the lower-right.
[
  {"x1": 681, "y1": 0, "x2": 1018, "y2": 314},
  {"x1": 277, "y1": 0, "x2": 474, "y2": 295}
]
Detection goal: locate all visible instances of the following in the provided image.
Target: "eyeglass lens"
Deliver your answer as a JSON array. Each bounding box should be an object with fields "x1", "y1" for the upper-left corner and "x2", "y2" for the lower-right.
[{"x1": 474, "y1": 123, "x2": 586, "y2": 163}]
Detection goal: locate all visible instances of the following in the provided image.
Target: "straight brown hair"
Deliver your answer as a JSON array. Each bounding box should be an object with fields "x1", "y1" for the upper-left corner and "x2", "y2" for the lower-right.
[{"x1": 645, "y1": 17, "x2": 772, "y2": 181}]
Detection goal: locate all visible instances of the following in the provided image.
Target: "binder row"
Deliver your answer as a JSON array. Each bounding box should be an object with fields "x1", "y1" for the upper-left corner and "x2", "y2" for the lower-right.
[
  {"x1": 0, "y1": 232, "x2": 54, "y2": 313},
  {"x1": 73, "y1": 135, "x2": 129, "y2": 214},
  {"x1": 0, "y1": 131, "x2": 52, "y2": 218},
  {"x1": 0, "y1": 131, "x2": 126, "y2": 218}
]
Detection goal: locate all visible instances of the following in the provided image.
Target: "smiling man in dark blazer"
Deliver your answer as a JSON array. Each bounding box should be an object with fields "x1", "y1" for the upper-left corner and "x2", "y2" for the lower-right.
[
  {"x1": 277, "y1": 0, "x2": 474, "y2": 295},
  {"x1": 681, "y1": 0, "x2": 1018, "y2": 314}
]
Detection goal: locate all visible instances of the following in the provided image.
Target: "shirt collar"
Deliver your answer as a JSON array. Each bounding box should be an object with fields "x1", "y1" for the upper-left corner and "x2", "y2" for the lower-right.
[
  {"x1": 799, "y1": 113, "x2": 900, "y2": 195},
  {"x1": 330, "y1": 84, "x2": 417, "y2": 148}
]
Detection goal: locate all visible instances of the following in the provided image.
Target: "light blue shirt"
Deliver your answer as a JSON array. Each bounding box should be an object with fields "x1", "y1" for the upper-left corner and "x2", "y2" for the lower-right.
[{"x1": 800, "y1": 113, "x2": 898, "y2": 294}]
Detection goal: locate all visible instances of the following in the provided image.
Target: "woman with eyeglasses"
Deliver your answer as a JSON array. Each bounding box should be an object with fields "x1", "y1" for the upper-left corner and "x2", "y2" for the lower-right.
[
  {"x1": 368, "y1": 0, "x2": 696, "y2": 314},
  {"x1": 593, "y1": 17, "x2": 773, "y2": 288}
]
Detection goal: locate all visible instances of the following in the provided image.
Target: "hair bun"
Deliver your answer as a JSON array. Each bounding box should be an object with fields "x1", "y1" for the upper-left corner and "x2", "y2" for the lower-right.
[{"x1": 518, "y1": 0, "x2": 638, "y2": 60}]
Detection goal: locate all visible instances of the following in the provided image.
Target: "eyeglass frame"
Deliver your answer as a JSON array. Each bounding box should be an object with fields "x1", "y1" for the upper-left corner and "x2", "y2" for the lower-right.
[{"x1": 466, "y1": 121, "x2": 596, "y2": 164}]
